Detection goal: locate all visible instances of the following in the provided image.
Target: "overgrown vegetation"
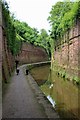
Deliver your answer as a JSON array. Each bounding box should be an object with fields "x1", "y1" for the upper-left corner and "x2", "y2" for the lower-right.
[
  {"x1": 48, "y1": 1, "x2": 80, "y2": 43},
  {"x1": 2, "y1": 0, "x2": 51, "y2": 57},
  {"x1": 13, "y1": 20, "x2": 51, "y2": 57},
  {"x1": 2, "y1": 1, "x2": 16, "y2": 55}
]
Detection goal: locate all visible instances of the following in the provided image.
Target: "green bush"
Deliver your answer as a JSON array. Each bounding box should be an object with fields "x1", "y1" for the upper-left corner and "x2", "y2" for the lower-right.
[{"x1": 73, "y1": 76, "x2": 80, "y2": 85}]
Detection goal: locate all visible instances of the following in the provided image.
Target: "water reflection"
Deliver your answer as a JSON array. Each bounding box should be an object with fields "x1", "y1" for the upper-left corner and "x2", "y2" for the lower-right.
[
  {"x1": 47, "y1": 95, "x2": 56, "y2": 108},
  {"x1": 41, "y1": 68, "x2": 80, "y2": 119},
  {"x1": 30, "y1": 64, "x2": 80, "y2": 119}
]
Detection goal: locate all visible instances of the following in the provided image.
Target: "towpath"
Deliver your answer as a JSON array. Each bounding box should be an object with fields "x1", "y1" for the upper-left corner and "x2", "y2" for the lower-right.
[{"x1": 2, "y1": 65, "x2": 60, "y2": 119}]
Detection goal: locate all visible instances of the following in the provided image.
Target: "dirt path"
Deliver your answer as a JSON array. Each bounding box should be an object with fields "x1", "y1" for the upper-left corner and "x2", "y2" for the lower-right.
[{"x1": 2, "y1": 65, "x2": 60, "y2": 119}]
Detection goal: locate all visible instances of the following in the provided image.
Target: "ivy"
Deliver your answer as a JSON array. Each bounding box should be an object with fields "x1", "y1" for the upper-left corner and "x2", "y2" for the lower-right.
[
  {"x1": 2, "y1": 1, "x2": 56, "y2": 58},
  {"x1": 2, "y1": 1, "x2": 16, "y2": 55}
]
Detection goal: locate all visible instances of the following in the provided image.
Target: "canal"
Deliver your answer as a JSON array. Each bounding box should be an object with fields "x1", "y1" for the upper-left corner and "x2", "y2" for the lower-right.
[{"x1": 29, "y1": 64, "x2": 80, "y2": 119}]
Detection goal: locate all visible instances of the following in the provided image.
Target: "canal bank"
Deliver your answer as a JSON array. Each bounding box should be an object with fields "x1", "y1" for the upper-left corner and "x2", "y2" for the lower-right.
[
  {"x1": 29, "y1": 63, "x2": 80, "y2": 120},
  {"x1": 2, "y1": 65, "x2": 60, "y2": 119}
]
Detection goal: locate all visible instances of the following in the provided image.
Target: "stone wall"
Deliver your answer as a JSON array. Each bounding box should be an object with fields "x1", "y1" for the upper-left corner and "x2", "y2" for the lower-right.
[
  {"x1": 52, "y1": 19, "x2": 80, "y2": 79},
  {"x1": 18, "y1": 42, "x2": 48, "y2": 64}
]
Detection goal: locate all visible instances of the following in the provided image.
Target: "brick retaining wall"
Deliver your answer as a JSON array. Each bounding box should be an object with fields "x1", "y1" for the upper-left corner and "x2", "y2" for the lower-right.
[
  {"x1": 52, "y1": 19, "x2": 80, "y2": 79},
  {"x1": 18, "y1": 42, "x2": 48, "y2": 64}
]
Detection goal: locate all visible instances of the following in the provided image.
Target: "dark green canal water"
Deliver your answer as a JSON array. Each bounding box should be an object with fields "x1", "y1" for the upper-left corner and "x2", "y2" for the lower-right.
[{"x1": 30, "y1": 64, "x2": 80, "y2": 119}]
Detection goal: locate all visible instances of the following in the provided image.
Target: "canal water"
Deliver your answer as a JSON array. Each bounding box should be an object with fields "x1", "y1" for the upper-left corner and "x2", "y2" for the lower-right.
[{"x1": 30, "y1": 64, "x2": 80, "y2": 119}]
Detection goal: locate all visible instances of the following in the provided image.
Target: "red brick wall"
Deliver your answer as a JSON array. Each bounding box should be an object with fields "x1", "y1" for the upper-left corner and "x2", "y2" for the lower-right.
[
  {"x1": 53, "y1": 19, "x2": 80, "y2": 77},
  {"x1": 52, "y1": 19, "x2": 80, "y2": 119},
  {"x1": 2, "y1": 33, "x2": 15, "y2": 82},
  {"x1": 18, "y1": 42, "x2": 48, "y2": 64}
]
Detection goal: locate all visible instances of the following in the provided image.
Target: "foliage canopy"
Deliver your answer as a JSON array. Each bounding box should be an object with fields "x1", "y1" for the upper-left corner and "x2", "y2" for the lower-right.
[
  {"x1": 48, "y1": 1, "x2": 80, "y2": 40},
  {"x1": 2, "y1": 0, "x2": 80, "y2": 58},
  {"x1": 2, "y1": 1, "x2": 51, "y2": 57}
]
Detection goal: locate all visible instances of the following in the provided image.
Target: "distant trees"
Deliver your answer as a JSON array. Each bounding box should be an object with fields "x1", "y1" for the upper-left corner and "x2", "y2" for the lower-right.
[
  {"x1": 14, "y1": 20, "x2": 51, "y2": 57},
  {"x1": 33, "y1": 29, "x2": 51, "y2": 57}
]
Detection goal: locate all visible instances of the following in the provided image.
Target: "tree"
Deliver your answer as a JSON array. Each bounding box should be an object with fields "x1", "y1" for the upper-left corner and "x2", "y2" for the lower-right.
[
  {"x1": 48, "y1": 1, "x2": 80, "y2": 41},
  {"x1": 2, "y1": 1, "x2": 51, "y2": 58}
]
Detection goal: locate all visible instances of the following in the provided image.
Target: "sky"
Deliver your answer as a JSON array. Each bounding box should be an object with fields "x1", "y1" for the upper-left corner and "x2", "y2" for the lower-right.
[{"x1": 5, "y1": 0, "x2": 60, "y2": 32}]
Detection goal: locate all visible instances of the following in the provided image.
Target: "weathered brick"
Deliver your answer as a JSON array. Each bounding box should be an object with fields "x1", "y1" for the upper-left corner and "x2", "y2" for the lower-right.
[
  {"x1": 18, "y1": 42, "x2": 48, "y2": 64},
  {"x1": 53, "y1": 19, "x2": 80, "y2": 77}
]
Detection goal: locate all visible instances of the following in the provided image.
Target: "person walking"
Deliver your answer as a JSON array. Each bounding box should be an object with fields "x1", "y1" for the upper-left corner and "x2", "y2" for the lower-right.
[
  {"x1": 15, "y1": 60, "x2": 19, "y2": 69},
  {"x1": 15, "y1": 60, "x2": 19, "y2": 75}
]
